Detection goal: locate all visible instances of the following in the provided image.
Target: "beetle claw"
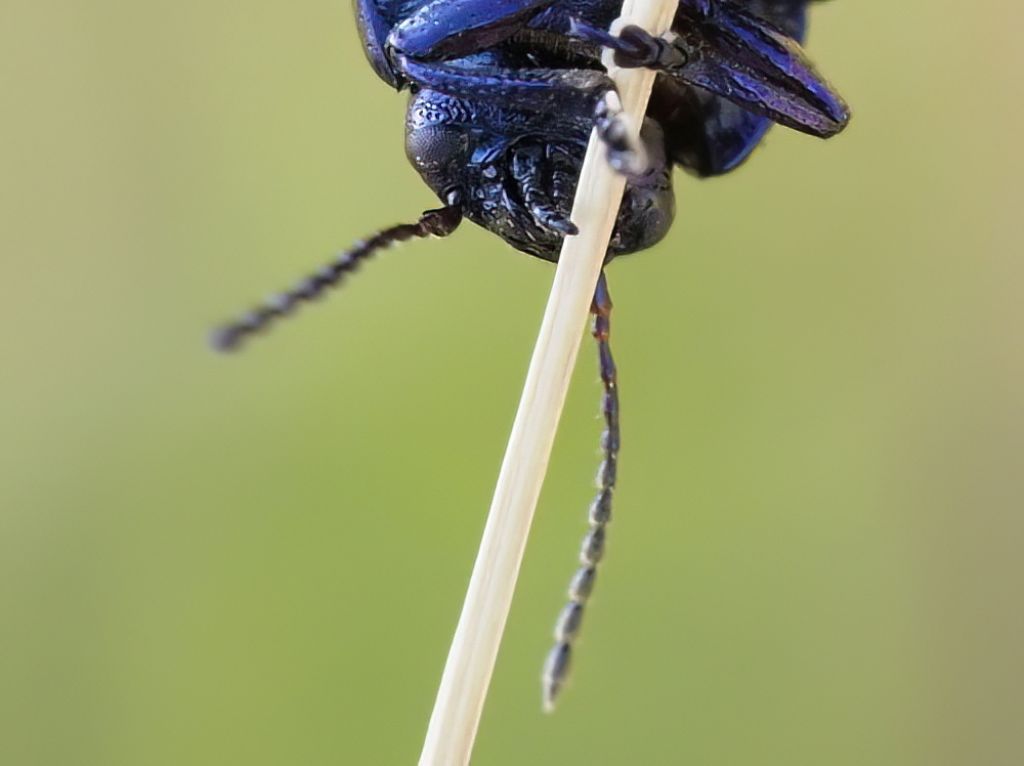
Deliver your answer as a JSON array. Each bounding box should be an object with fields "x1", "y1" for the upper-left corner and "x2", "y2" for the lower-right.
[{"x1": 594, "y1": 92, "x2": 650, "y2": 178}]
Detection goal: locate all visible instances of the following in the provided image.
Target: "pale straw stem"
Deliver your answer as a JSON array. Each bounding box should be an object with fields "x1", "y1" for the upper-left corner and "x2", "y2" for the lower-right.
[{"x1": 419, "y1": 2, "x2": 680, "y2": 763}]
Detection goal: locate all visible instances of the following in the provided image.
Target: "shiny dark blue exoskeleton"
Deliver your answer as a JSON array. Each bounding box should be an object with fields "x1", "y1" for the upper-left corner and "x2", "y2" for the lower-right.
[
  {"x1": 213, "y1": 0, "x2": 850, "y2": 709},
  {"x1": 354, "y1": 0, "x2": 848, "y2": 260}
]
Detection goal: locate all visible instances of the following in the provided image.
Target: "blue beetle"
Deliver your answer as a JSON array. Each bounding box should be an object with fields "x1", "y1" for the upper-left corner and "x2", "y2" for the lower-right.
[
  {"x1": 348, "y1": 0, "x2": 849, "y2": 262},
  {"x1": 213, "y1": 0, "x2": 849, "y2": 708}
]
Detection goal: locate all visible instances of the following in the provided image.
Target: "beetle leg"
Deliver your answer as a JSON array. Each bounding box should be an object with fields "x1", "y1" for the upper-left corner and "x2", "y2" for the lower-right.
[
  {"x1": 567, "y1": 17, "x2": 685, "y2": 70},
  {"x1": 388, "y1": 0, "x2": 556, "y2": 61},
  {"x1": 210, "y1": 204, "x2": 462, "y2": 352},
  {"x1": 570, "y1": 2, "x2": 849, "y2": 138},
  {"x1": 639, "y1": 1, "x2": 816, "y2": 177},
  {"x1": 397, "y1": 56, "x2": 610, "y2": 117},
  {"x1": 594, "y1": 90, "x2": 648, "y2": 177}
]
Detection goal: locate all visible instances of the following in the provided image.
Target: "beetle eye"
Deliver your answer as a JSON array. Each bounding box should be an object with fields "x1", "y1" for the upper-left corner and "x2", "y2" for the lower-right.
[{"x1": 405, "y1": 125, "x2": 469, "y2": 172}]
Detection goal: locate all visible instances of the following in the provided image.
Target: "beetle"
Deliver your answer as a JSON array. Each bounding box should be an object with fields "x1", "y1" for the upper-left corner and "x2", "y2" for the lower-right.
[{"x1": 212, "y1": 0, "x2": 849, "y2": 708}]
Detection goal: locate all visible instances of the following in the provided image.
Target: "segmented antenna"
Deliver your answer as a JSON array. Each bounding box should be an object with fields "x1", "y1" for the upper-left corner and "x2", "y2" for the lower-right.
[
  {"x1": 542, "y1": 271, "x2": 618, "y2": 711},
  {"x1": 209, "y1": 204, "x2": 462, "y2": 352}
]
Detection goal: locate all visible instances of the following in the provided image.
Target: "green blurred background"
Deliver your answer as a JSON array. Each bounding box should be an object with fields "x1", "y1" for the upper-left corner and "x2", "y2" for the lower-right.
[{"x1": 2, "y1": 1, "x2": 1021, "y2": 764}]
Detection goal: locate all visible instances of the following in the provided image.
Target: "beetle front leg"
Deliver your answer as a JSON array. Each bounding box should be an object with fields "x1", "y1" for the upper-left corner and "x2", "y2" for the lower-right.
[
  {"x1": 567, "y1": 18, "x2": 686, "y2": 71},
  {"x1": 388, "y1": 0, "x2": 556, "y2": 61}
]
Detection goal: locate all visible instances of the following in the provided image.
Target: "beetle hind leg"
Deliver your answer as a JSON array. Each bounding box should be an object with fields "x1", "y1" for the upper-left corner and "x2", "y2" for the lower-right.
[{"x1": 570, "y1": 4, "x2": 849, "y2": 139}]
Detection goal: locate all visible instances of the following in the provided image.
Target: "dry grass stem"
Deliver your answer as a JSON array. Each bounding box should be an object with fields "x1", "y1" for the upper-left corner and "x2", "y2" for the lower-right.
[{"x1": 419, "y1": 2, "x2": 680, "y2": 763}]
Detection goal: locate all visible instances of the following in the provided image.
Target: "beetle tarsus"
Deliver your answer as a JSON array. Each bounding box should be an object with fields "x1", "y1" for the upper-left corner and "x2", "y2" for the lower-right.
[{"x1": 594, "y1": 91, "x2": 649, "y2": 177}]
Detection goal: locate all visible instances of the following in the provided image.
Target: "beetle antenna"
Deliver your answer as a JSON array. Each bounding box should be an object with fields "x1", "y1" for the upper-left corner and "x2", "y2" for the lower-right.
[
  {"x1": 542, "y1": 271, "x2": 618, "y2": 710},
  {"x1": 210, "y1": 204, "x2": 462, "y2": 352}
]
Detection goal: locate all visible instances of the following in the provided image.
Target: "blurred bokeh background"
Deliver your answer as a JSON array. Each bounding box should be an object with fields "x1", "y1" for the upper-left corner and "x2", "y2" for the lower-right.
[{"x1": 2, "y1": 1, "x2": 1021, "y2": 764}]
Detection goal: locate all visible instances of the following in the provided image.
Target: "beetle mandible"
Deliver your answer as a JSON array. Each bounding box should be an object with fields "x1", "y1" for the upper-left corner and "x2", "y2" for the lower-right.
[{"x1": 212, "y1": 0, "x2": 850, "y2": 708}]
